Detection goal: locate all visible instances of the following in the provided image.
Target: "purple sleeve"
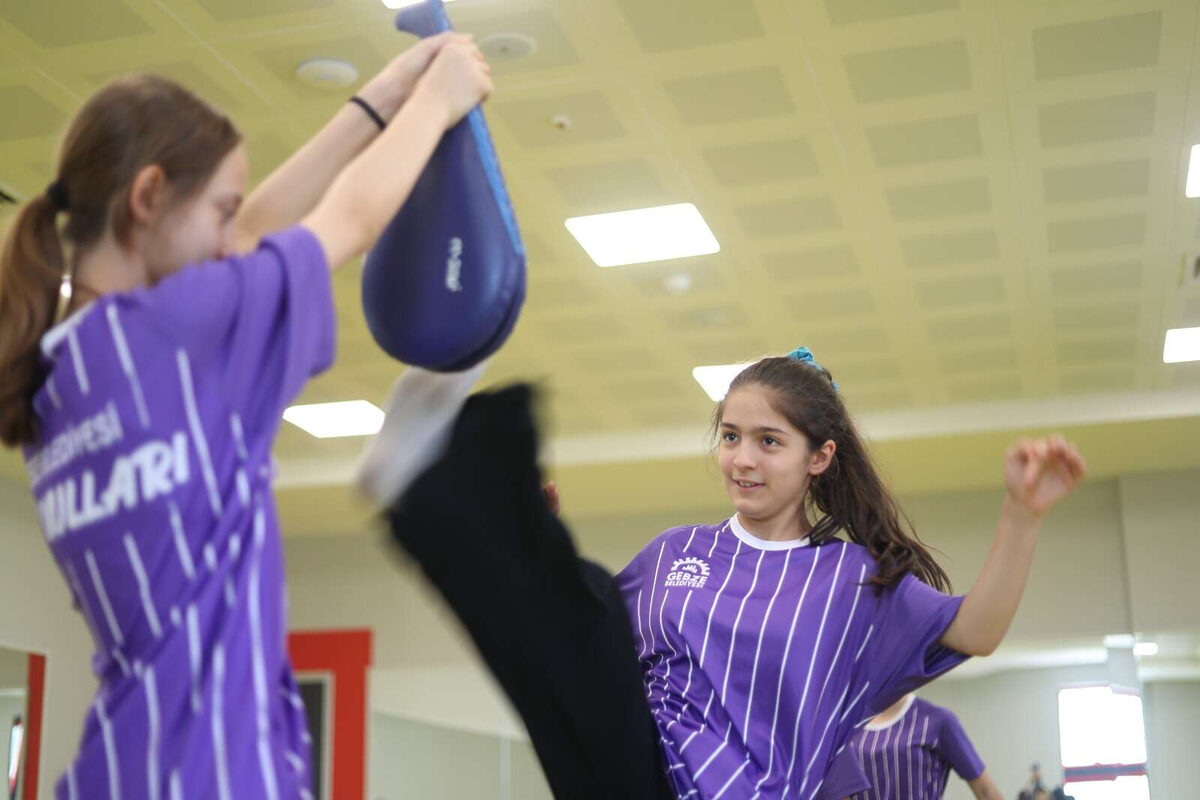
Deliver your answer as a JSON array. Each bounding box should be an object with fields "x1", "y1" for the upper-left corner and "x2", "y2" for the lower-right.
[
  {"x1": 861, "y1": 574, "x2": 968, "y2": 716},
  {"x1": 148, "y1": 226, "x2": 335, "y2": 429},
  {"x1": 935, "y1": 708, "x2": 986, "y2": 781},
  {"x1": 813, "y1": 742, "x2": 870, "y2": 800}
]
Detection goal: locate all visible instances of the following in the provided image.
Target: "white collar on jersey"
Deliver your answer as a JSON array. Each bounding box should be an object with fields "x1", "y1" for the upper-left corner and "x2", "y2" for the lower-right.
[
  {"x1": 863, "y1": 694, "x2": 917, "y2": 730},
  {"x1": 730, "y1": 513, "x2": 812, "y2": 551},
  {"x1": 40, "y1": 303, "x2": 96, "y2": 358}
]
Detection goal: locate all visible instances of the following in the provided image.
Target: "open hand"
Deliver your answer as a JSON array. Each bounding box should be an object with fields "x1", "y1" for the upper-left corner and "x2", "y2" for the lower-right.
[{"x1": 1003, "y1": 435, "x2": 1087, "y2": 517}]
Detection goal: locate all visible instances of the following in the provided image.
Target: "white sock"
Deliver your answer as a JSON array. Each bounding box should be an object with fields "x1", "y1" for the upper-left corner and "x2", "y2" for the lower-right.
[{"x1": 355, "y1": 361, "x2": 487, "y2": 508}]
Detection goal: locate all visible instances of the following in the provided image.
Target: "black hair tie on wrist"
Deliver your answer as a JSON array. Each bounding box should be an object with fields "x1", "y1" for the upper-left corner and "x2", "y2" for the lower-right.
[
  {"x1": 46, "y1": 180, "x2": 69, "y2": 212},
  {"x1": 349, "y1": 95, "x2": 387, "y2": 131}
]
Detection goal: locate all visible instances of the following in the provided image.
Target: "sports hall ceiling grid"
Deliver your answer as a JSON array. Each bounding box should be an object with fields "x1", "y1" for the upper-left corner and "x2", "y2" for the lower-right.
[{"x1": 2, "y1": 0, "x2": 1200, "y2": 464}]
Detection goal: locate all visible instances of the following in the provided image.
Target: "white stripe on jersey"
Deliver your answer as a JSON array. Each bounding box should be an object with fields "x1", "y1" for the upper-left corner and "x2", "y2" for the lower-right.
[
  {"x1": 712, "y1": 757, "x2": 751, "y2": 800},
  {"x1": 67, "y1": 763, "x2": 78, "y2": 800},
  {"x1": 96, "y1": 695, "x2": 122, "y2": 799},
  {"x1": 902, "y1": 705, "x2": 912, "y2": 800},
  {"x1": 698, "y1": 541, "x2": 742, "y2": 668},
  {"x1": 230, "y1": 413, "x2": 249, "y2": 460},
  {"x1": 145, "y1": 666, "x2": 161, "y2": 800},
  {"x1": 169, "y1": 771, "x2": 183, "y2": 800},
  {"x1": 204, "y1": 543, "x2": 217, "y2": 572},
  {"x1": 64, "y1": 560, "x2": 104, "y2": 644},
  {"x1": 644, "y1": 540, "x2": 667, "y2": 659},
  {"x1": 635, "y1": 588, "x2": 648, "y2": 660},
  {"x1": 168, "y1": 502, "x2": 196, "y2": 581},
  {"x1": 186, "y1": 604, "x2": 202, "y2": 713},
  {"x1": 211, "y1": 645, "x2": 233, "y2": 800},
  {"x1": 841, "y1": 681, "x2": 871, "y2": 725},
  {"x1": 249, "y1": 505, "x2": 281, "y2": 800},
  {"x1": 176, "y1": 349, "x2": 222, "y2": 516},
  {"x1": 85, "y1": 549, "x2": 124, "y2": 645},
  {"x1": 754, "y1": 546, "x2": 821, "y2": 791},
  {"x1": 106, "y1": 305, "x2": 150, "y2": 428},
  {"x1": 783, "y1": 545, "x2": 849, "y2": 793},
  {"x1": 855, "y1": 624, "x2": 874, "y2": 663},
  {"x1": 796, "y1": 564, "x2": 868, "y2": 796},
  {"x1": 683, "y1": 525, "x2": 699, "y2": 552},
  {"x1": 68, "y1": 327, "x2": 90, "y2": 395},
  {"x1": 46, "y1": 376, "x2": 62, "y2": 409},
  {"x1": 742, "y1": 547, "x2": 794, "y2": 735},
  {"x1": 720, "y1": 549, "x2": 764, "y2": 705},
  {"x1": 124, "y1": 534, "x2": 163, "y2": 637}
]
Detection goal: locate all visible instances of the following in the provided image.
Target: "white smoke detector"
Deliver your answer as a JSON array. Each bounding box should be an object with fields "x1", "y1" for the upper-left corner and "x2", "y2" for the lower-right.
[
  {"x1": 480, "y1": 33, "x2": 538, "y2": 61},
  {"x1": 295, "y1": 58, "x2": 360, "y2": 90}
]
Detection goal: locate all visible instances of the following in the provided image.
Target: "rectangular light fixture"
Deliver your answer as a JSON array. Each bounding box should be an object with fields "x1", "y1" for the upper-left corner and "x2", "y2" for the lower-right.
[
  {"x1": 382, "y1": 0, "x2": 455, "y2": 8},
  {"x1": 1163, "y1": 326, "x2": 1200, "y2": 363},
  {"x1": 565, "y1": 203, "x2": 720, "y2": 268},
  {"x1": 692, "y1": 362, "x2": 752, "y2": 402},
  {"x1": 1188, "y1": 145, "x2": 1200, "y2": 198},
  {"x1": 283, "y1": 400, "x2": 384, "y2": 439},
  {"x1": 1133, "y1": 641, "x2": 1158, "y2": 657}
]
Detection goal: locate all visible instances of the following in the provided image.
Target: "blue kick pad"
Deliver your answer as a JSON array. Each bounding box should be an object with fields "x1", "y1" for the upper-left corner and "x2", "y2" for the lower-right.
[{"x1": 361, "y1": 0, "x2": 526, "y2": 371}]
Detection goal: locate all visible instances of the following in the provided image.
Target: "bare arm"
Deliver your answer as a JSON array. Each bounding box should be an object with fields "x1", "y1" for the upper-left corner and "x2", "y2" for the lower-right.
[
  {"x1": 968, "y1": 771, "x2": 1004, "y2": 800},
  {"x1": 941, "y1": 435, "x2": 1086, "y2": 656},
  {"x1": 301, "y1": 39, "x2": 492, "y2": 270},
  {"x1": 232, "y1": 32, "x2": 460, "y2": 251}
]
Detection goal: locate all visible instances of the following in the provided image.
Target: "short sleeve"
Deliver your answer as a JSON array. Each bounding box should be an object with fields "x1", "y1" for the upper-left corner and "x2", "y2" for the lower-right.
[
  {"x1": 935, "y1": 710, "x2": 986, "y2": 781},
  {"x1": 146, "y1": 226, "x2": 335, "y2": 431},
  {"x1": 813, "y1": 742, "x2": 870, "y2": 800},
  {"x1": 860, "y1": 574, "x2": 968, "y2": 715}
]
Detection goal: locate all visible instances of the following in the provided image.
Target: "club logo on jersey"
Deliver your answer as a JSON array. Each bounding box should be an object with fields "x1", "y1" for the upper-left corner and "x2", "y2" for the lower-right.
[
  {"x1": 664, "y1": 556, "x2": 710, "y2": 589},
  {"x1": 446, "y1": 236, "x2": 464, "y2": 293}
]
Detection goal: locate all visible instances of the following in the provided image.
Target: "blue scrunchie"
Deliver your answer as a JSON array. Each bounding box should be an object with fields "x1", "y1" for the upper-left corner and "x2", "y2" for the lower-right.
[{"x1": 787, "y1": 346, "x2": 838, "y2": 393}]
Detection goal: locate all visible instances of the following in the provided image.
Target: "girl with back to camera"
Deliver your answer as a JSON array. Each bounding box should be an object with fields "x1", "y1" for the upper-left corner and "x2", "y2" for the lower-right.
[
  {"x1": 358, "y1": 348, "x2": 1086, "y2": 799},
  {"x1": 0, "y1": 34, "x2": 491, "y2": 799}
]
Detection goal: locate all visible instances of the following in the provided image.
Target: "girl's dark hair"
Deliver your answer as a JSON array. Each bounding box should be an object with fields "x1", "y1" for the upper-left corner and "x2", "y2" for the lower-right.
[
  {"x1": 714, "y1": 356, "x2": 951, "y2": 593},
  {"x1": 0, "y1": 75, "x2": 241, "y2": 447}
]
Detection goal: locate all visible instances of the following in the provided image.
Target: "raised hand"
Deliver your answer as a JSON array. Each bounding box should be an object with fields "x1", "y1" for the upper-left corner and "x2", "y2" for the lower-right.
[
  {"x1": 358, "y1": 32, "x2": 466, "y2": 120},
  {"x1": 1003, "y1": 434, "x2": 1087, "y2": 518}
]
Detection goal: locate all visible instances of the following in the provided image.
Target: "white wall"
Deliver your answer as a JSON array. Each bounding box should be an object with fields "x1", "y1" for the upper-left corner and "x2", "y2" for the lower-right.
[
  {"x1": 0, "y1": 478, "x2": 95, "y2": 798},
  {"x1": 1143, "y1": 680, "x2": 1200, "y2": 800}
]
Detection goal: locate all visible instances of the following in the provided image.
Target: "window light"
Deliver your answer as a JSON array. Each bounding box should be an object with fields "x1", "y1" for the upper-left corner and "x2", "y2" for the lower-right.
[
  {"x1": 692, "y1": 363, "x2": 752, "y2": 402},
  {"x1": 565, "y1": 203, "x2": 720, "y2": 268},
  {"x1": 1133, "y1": 641, "x2": 1158, "y2": 657},
  {"x1": 1187, "y1": 144, "x2": 1200, "y2": 198},
  {"x1": 283, "y1": 400, "x2": 384, "y2": 439},
  {"x1": 1163, "y1": 326, "x2": 1200, "y2": 363}
]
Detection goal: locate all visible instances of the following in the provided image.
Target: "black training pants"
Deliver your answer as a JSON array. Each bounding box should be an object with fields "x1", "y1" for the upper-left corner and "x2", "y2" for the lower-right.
[{"x1": 384, "y1": 384, "x2": 675, "y2": 800}]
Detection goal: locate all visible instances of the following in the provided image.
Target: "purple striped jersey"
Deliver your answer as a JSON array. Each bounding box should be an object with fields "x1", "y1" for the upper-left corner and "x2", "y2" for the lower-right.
[
  {"x1": 615, "y1": 515, "x2": 968, "y2": 800},
  {"x1": 23, "y1": 227, "x2": 335, "y2": 800},
  {"x1": 847, "y1": 696, "x2": 985, "y2": 799}
]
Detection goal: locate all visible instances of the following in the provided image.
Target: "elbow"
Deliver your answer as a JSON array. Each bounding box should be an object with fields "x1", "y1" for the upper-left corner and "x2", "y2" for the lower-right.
[{"x1": 965, "y1": 639, "x2": 998, "y2": 657}]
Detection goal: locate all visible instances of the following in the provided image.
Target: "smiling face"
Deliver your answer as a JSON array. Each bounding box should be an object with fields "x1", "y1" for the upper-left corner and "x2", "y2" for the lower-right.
[{"x1": 718, "y1": 384, "x2": 829, "y2": 537}]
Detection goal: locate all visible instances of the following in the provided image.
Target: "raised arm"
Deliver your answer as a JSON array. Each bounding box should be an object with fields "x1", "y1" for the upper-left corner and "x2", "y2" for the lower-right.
[
  {"x1": 231, "y1": 31, "x2": 464, "y2": 252},
  {"x1": 941, "y1": 435, "x2": 1087, "y2": 656},
  {"x1": 300, "y1": 38, "x2": 491, "y2": 270},
  {"x1": 968, "y1": 771, "x2": 1005, "y2": 800}
]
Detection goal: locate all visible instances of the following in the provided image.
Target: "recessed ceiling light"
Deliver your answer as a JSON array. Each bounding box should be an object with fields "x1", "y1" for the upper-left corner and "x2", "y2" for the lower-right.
[
  {"x1": 1133, "y1": 641, "x2": 1158, "y2": 657},
  {"x1": 295, "y1": 58, "x2": 359, "y2": 90},
  {"x1": 382, "y1": 0, "x2": 455, "y2": 8},
  {"x1": 283, "y1": 400, "x2": 384, "y2": 438},
  {"x1": 1163, "y1": 326, "x2": 1200, "y2": 363},
  {"x1": 692, "y1": 362, "x2": 752, "y2": 402},
  {"x1": 1188, "y1": 145, "x2": 1200, "y2": 198},
  {"x1": 565, "y1": 203, "x2": 720, "y2": 268}
]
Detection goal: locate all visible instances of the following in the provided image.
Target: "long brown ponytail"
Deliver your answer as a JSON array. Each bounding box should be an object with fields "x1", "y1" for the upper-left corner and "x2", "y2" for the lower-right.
[
  {"x1": 715, "y1": 356, "x2": 951, "y2": 593},
  {"x1": 0, "y1": 75, "x2": 240, "y2": 447}
]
